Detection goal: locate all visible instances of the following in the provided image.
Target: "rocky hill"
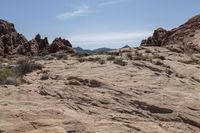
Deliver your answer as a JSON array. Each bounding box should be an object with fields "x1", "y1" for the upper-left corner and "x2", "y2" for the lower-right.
[
  {"x1": 0, "y1": 19, "x2": 74, "y2": 57},
  {"x1": 141, "y1": 14, "x2": 200, "y2": 53}
]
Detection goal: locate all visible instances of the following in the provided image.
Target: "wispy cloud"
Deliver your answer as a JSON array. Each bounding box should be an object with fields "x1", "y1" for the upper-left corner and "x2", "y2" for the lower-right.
[
  {"x1": 99, "y1": 0, "x2": 126, "y2": 6},
  {"x1": 67, "y1": 31, "x2": 152, "y2": 48},
  {"x1": 56, "y1": 4, "x2": 89, "y2": 19}
]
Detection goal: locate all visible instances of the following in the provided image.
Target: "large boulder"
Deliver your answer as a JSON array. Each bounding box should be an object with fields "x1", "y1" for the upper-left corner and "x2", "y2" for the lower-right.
[
  {"x1": 50, "y1": 37, "x2": 74, "y2": 53},
  {"x1": 141, "y1": 28, "x2": 168, "y2": 46}
]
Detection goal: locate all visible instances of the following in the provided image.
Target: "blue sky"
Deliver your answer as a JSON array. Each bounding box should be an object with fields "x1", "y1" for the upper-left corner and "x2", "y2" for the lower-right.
[{"x1": 0, "y1": 0, "x2": 200, "y2": 49}]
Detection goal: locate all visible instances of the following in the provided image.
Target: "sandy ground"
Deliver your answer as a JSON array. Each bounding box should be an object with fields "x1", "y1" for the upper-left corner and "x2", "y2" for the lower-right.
[{"x1": 0, "y1": 47, "x2": 200, "y2": 133}]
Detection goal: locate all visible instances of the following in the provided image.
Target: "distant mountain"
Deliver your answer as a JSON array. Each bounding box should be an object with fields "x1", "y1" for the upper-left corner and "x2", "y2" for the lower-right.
[
  {"x1": 93, "y1": 47, "x2": 114, "y2": 53},
  {"x1": 74, "y1": 47, "x2": 93, "y2": 54},
  {"x1": 121, "y1": 45, "x2": 131, "y2": 49},
  {"x1": 74, "y1": 47, "x2": 115, "y2": 54}
]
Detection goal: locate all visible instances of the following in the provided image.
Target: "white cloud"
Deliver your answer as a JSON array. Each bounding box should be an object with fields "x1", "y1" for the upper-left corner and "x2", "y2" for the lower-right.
[
  {"x1": 67, "y1": 31, "x2": 152, "y2": 47},
  {"x1": 99, "y1": 0, "x2": 126, "y2": 6},
  {"x1": 56, "y1": 4, "x2": 89, "y2": 19}
]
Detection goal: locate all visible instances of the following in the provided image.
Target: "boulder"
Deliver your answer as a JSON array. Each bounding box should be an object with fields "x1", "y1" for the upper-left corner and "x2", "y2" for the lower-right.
[
  {"x1": 141, "y1": 28, "x2": 168, "y2": 46},
  {"x1": 50, "y1": 37, "x2": 74, "y2": 53}
]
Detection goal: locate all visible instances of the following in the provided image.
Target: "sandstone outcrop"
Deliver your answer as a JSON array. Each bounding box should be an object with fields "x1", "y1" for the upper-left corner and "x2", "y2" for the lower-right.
[
  {"x1": 50, "y1": 37, "x2": 74, "y2": 53},
  {"x1": 0, "y1": 19, "x2": 74, "y2": 56},
  {"x1": 141, "y1": 14, "x2": 200, "y2": 52}
]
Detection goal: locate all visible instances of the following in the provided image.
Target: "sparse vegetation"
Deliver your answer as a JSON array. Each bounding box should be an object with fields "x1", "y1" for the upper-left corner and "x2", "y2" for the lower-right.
[
  {"x1": 16, "y1": 57, "x2": 43, "y2": 76},
  {"x1": 77, "y1": 56, "x2": 106, "y2": 65},
  {"x1": 126, "y1": 53, "x2": 133, "y2": 60},
  {"x1": 98, "y1": 59, "x2": 106, "y2": 65},
  {"x1": 88, "y1": 57, "x2": 101, "y2": 62},
  {"x1": 0, "y1": 68, "x2": 14, "y2": 85},
  {"x1": 78, "y1": 57, "x2": 88, "y2": 62},
  {"x1": 107, "y1": 55, "x2": 116, "y2": 61},
  {"x1": 0, "y1": 57, "x2": 43, "y2": 85},
  {"x1": 178, "y1": 58, "x2": 200, "y2": 64},
  {"x1": 40, "y1": 73, "x2": 49, "y2": 80},
  {"x1": 113, "y1": 58, "x2": 127, "y2": 66},
  {"x1": 145, "y1": 49, "x2": 152, "y2": 53},
  {"x1": 133, "y1": 51, "x2": 151, "y2": 61},
  {"x1": 153, "y1": 54, "x2": 166, "y2": 60},
  {"x1": 154, "y1": 60, "x2": 164, "y2": 66}
]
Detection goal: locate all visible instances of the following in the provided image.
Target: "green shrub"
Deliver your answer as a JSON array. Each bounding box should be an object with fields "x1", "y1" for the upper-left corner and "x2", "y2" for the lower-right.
[{"x1": 113, "y1": 58, "x2": 127, "y2": 66}]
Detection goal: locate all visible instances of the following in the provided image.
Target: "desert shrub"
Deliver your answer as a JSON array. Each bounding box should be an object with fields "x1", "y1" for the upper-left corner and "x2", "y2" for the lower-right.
[
  {"x1": 113, "y1": 58, "x2": 127, "y2": 66},
  {"x1": 51, "y1": 51, "x2": 68, "y2": 60},
  {"x1": 98, "y1": 59, "x2": 106, "y2": 65},
  {"x1": 108, "y1": 51, "x2": 120, "y2": 56},
  {"x1": 126, "y1": 53, "x2": 133, "y2": 60},
  {"x1": 107, "y1": 56, "x2": 116, "y2": 61},
  {"x1": 0, "y1": 68, "x2": 13, "y2": 84},
  {"x1": 4, "y1": 77, "x2": 19, "y2": 86},
  {"x1": 178, "y1": 58, "x2": 200, "y2": 64},
  {"x1": 40, "y1": 73, "x2": 49, "y2": 80},
  {"x1": 153, "y1": 54, "x2": 166, "y2": 60},
  {"x1": 15, "y1": 57, "x2": 43, "y2": 76},
  {"x1": 145, "y1": 49, "x2": 152, "y2": 53},
  {"x1": 133, "y1": 51, "x2": 151, "y2": 61},
  {"x1": 78, "y1": 57, "x2": 87, "y2": 62},
  {"x1": 78, "y1": 57, "x2": 102, "y2": 63},
  {"x1": 75, "y1": 53, "x2": 91, "y2": 58},
  {"x1": 44, "y1": 55, "x2": 55, "y2": 60},
  {"x1": 88, "y1": 57, "x2": 101, "y2": 62},
  {"x1": 154, "y1": 60, "x2": 164, "y2": 66}
]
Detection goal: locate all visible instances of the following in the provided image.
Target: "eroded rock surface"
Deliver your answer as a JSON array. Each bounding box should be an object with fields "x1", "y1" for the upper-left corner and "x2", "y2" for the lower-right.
[{"x1": 0, "y1": 46, "x2": 200, "y2": 133}]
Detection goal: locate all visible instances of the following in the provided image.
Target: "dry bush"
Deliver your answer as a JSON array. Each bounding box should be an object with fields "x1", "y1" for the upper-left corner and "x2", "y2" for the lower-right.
[
  {"x1": 113, "y1": 58, "x2": 127, "y2": 66},
  {"x1": 15, "y1": 57, "x2": 43, "y2": 76},
  {"x1": 0, "y1": 68, "x2": 14, "y2": 85},
  {"x1": 126, "y1": 53, "x2": 133, "y2": 60},
  {"x1": 153, "y1": 54, "x2": 166, "y2": 60},
  {"x1": 107, "y1": 55, "x2": 116, "y2": 61},
  {"x1": 133, "y1": 51, "x2": 151, "y2": 61},
  {"x1": 98, "y1": 59, "x2": 106, "y2": 65}
]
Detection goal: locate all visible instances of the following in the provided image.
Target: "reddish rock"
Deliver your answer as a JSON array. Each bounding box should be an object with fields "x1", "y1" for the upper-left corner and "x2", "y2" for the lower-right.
[
  {"x1": 141, "y1": 14, "x2": 200, "y2": 52},
  {"x1": 141, "y1": 28, "x2": 168, "y2": 46},
  {"x1": 0, "y1": 19, "x2": 74, "y2": 56},
  {"x1": 0, "y1": 19, "x2": 16, "y2": 37},
  {"x1": 35, "y1": 34, "x2": 49, "y2": 51},
  {"x1": 50, "y1": 37, "x2": 74, "y2": 53}
]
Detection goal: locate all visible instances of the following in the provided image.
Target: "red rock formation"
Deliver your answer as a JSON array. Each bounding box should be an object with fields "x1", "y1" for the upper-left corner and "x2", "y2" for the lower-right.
[
  {"x1": 0, "y1": 19, "x2": 74, "y2": 56},
  {"x1": 50, "y1": 37, "x2": 74, "y2": 53},
  {"x1": 141, "y1": 14, "x2": 200, "y2": 52}
]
